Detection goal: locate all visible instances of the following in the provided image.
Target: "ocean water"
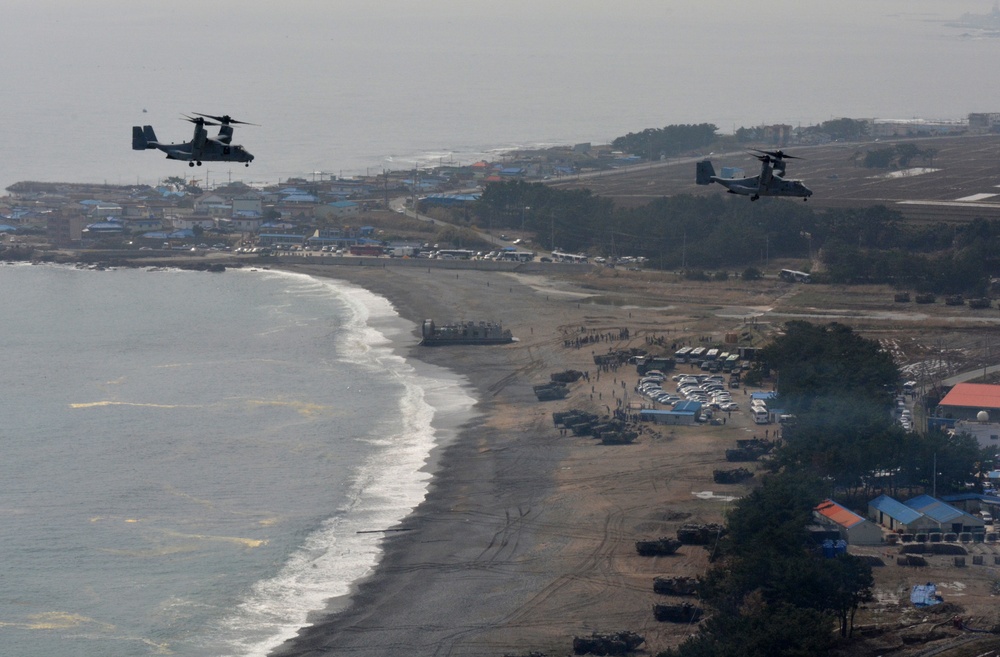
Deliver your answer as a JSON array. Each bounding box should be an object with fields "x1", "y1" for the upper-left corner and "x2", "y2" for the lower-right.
[
  {"x1": 0, "y1": 0, "x2": 997, "y2": 191},
  {"x1": 0, "y1": 263, "x2": 476, "y2": 657}
]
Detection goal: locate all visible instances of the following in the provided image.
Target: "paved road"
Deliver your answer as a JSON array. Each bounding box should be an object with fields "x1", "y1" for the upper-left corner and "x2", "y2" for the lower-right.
[
  {"x1": 942, "y1": 364, "x2": 1000, "y2": 387},
  {"x1": 390, "y1": 195, "x2": 542, "y2": 255}
]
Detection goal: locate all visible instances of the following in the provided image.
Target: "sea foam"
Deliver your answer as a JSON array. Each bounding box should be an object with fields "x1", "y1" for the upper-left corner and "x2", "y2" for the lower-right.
[{"x1": 212, "y1": 271, "x2": 477, "y2": 657}]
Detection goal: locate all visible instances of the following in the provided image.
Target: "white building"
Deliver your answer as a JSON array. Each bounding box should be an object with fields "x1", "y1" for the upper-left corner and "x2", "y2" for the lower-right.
[{"x1": 169, "y1": 214, "x2": 216, "y2": 231}]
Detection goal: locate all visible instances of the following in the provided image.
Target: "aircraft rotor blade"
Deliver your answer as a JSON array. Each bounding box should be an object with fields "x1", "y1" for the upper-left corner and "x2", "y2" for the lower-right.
[
  {"x1": 182, "y1": 115, "x2": 219, "y2": 126},
  {"x1": 193, "y1": 112, "x2": 260, "y2": 126},
  {"x1": 749, "y1": 148, "x2": 802, "y2": 160}
]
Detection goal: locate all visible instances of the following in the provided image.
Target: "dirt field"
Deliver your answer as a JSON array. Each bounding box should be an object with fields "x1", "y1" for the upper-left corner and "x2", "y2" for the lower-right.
[
  {"x1": 539, "y1": 267, "x2": 1000, "y2": 657},
  {"x1": 549, "y1": 133, "x2": 1000, "y2": 223},
  {"x1": 569, "y1": 265, "x2": 1000, "y2": 378}
]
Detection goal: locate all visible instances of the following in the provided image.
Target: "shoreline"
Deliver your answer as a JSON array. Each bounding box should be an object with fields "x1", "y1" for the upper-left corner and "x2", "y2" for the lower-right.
[
  {"x1": 269, "y1": 263, "x2": 574, "y2": 656},
  {"x1": 282, "y1": 268, "x2": 486, "y2": 635},
  {"x1": 267, "y1": 262, "x2": 731, "y2": 656}
]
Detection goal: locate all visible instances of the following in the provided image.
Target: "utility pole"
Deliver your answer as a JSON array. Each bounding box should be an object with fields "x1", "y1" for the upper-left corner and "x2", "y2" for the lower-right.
[{"x1": 932, "y1": 452, "x2": 937, "y2": 499}]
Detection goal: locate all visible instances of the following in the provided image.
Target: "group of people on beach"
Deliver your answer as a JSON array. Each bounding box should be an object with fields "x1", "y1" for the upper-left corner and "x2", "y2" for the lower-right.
[{"x1": 563, "y1": 326, "x2": 631, "y2": 349}]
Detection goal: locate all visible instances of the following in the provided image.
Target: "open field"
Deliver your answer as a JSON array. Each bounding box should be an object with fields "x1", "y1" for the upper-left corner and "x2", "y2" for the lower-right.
[{"x1": 549, "y1": 133, "x2": 1000, "y2": 223}]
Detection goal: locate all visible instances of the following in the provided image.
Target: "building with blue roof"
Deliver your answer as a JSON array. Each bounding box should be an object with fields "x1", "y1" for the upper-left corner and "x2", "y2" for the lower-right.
[
  {"x1": 326, "y1": 200, "x2": 359, "y2": 217},
  {"x1": 83, "y1": 219, "x2": 125, "y2": 234},
  {"x1": 420, "y1": 193, "x2": 480, "y2": 207},
  {"x1": 868, "y1": 494, "x2": 937, "y2": 533},
  {"x1": 639, "y1": 401, "x2": 701, "y2": 426},
  {"x1": 904, "y1": 494, "x2": 984, "y2": 533},
  {"x1": 282, "y1": 193, "x2": 318, "y2": 204},
  {"x1": 940, "y1": 492, "x2": 1000, "y2": 517}
]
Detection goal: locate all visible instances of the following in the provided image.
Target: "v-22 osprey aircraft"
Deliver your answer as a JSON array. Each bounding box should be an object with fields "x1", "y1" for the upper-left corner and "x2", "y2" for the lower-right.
[
  {"x1": 696, "y1": 149, "x2": 812, "y2": 201},
  {"x1": 132, "y1": 113, "x2": 256, "y2": 167}
]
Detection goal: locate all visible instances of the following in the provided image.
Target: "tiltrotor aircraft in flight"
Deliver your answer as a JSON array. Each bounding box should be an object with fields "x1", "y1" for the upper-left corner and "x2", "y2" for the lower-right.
[
  {"x1": 132, "y1": 113, "x2": 256, "y2": 167},
  {"x1": 697, "y1": 149, "x2": 812, "y2": 201}
]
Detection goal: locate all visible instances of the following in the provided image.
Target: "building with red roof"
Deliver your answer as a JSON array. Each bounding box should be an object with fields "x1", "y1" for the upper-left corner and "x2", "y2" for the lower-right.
[
  {"x1": 939, "y1": 383, "x2": 1000, "y2": 421},
  {"x1": 814, "y1": 499, "x2": 884, "y2": 545}
]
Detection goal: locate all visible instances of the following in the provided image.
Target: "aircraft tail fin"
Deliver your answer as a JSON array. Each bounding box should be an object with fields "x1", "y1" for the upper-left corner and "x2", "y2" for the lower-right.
[
  {"x1": 696, "y1": 160, "x2": 715, "y2": 185},
  {"x1": 132, "y1": 125, "x2": 158, "y2": 150},
  {"x1": 132, "y1": 126, "x2": 147, "y2": 150}
]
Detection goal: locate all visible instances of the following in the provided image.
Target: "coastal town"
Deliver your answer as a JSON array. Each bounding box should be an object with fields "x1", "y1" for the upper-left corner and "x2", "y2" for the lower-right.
[{"x1": 0, "y1": 143, "x2": 616, "y2": 254}]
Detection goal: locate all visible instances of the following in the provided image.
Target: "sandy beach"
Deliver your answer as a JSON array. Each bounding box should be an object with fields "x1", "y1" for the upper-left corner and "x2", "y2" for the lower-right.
[{"x1": 266, "y1": 261, "x2": 746, "y2": 657}]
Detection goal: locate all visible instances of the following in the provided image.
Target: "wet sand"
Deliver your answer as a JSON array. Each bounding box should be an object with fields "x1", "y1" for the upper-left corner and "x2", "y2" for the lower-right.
[{"x1": 268, "y1": 262, "x2": 737, "y2": 656}]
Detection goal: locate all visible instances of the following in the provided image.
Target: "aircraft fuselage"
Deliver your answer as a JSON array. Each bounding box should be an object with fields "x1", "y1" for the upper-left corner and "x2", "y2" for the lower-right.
[
  {"x1": 132, "y1": 122, "x2": 254, "y2": 167},
  {"x1": 696, "y1": 158, "x2": 811, "y2": 201}
]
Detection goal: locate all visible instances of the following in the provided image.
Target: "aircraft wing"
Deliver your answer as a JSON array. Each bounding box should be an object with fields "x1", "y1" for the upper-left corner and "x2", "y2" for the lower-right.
[
  {"x1": 724, "y1": 183, "x2": 758, "y2": 196},
  {"x1": 164, "y1": 149, "x2": 194, "y2": 161}
]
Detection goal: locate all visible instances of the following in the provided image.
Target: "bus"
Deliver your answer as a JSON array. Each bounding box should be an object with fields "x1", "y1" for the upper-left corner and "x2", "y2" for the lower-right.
[
  {"x1": 551, "y1": 251, "x2": 588, "y2": 263},
  {"x1": 706, "y1": 348, "x2": 719, "y2": 361},
  {"x1": 674, "y1": 346, "x2": 693, "y2": 363},
  {"x1": 689, "y1": 347, "x2": 706, "y2": 362},
  {"x1": 753, "y1": 409, "x2": 770, "y2": 424},
  {"x1": 436, "y1": 249, "x2": 475, "y2": 260},
  {"x1": 349, "y1": 244, "x2": 385, "y2": 256},
  {"x1": 497, "y1": 251, "x2": 534, "y2": 262}
]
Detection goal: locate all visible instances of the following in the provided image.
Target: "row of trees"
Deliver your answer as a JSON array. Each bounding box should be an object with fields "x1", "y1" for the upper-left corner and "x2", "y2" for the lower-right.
[
  {"x1": 471, "y1": 181, "x2": 1000, "y2": 295},
  {"x1": 610, "y1": 119, "x2": 873, "y2": 159},
  {"x1": 662, "y1": 322, "x2": 983, "y2": 656},
  {"x1": 756, "y1": 322, "x2": 982, "y2": 500},
  {"x1": 610, "y1": 124, "x2": 720, "y2": 160}
]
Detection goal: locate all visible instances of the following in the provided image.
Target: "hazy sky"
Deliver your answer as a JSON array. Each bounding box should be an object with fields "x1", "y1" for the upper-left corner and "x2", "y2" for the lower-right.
[{"x1": 1, "y1": 1, "x2": 997, "y2": 186}]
